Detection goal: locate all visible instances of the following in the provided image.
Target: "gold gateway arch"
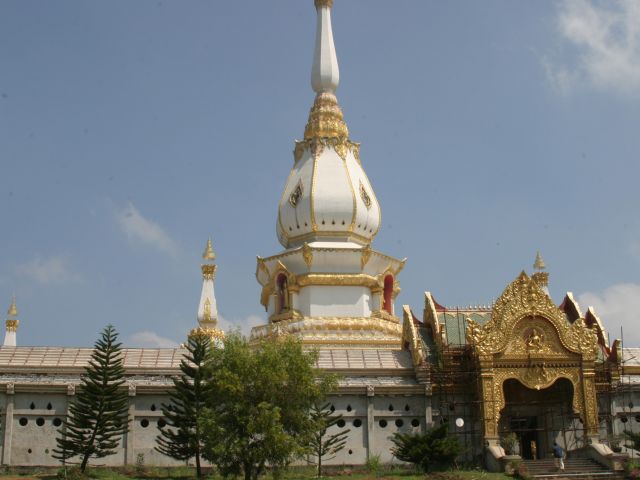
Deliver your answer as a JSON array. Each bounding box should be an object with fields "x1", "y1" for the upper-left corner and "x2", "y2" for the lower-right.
[{"x1": 466, "y1": 272, "x2": 600, "y2": 446}]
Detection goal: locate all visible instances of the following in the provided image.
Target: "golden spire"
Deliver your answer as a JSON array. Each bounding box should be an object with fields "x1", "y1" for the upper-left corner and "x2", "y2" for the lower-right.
[
  {"x1": 7, "y1": 296, "x2": 17, "y2": 317},
  {"x1": 533, "y1": 251, "x2": 546, "y2": 271},
  {"x1": 202, "y1": 238, "x2": 216, "y2": 261}
]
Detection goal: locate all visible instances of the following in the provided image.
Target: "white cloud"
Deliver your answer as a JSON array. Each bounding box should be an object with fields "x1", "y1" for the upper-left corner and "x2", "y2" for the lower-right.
[
  {"x1": 545, "y1": 0, "x2": 640, "y2": 96},
  {"x1": 127, "y1": 331, "x2": 179, "y2": 348},
  {"x1": 578, "y1": 283, "x2": 640, "y2": 346},
  {"x1": 218, "y1": 314, "x2": 265, "y2": 336},
  {"x1": 115, "y1": 202, "x2": 178, "y2": 255},
  {"x1": 16, "y1": 256, "x2": 82, "y2": 285}
]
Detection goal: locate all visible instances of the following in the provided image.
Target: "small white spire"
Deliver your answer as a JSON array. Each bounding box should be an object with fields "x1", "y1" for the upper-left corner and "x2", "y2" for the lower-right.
[
  {"x1": 4, "y1": 296, "x2": 19, "y2": 347},
  {"x1": 311, "y1": 0, "x2": 339, "y2": 94},
  {"x1": 197, "y1": 239, "x2": 218, "y2": 329}
]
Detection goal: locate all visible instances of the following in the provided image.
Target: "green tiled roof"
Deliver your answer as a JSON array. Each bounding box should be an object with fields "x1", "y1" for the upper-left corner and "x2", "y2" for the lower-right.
[{"x1": 437, "y1": 311, "x2": 491, "y2": 346}]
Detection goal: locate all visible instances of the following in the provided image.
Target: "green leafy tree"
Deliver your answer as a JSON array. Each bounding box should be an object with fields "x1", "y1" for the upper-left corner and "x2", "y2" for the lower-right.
[
  {"x1": 156, "y1": 330, "x2": 212, "y2": 478},
  {"x1": 199, "y1": 332, "x2": 336, "y2": 480},
  {"x1": 390, "y1": 424, "x2": 462, "y2": 472},
  {"x1": 308, "y1": 402, "x2": 350, "y2": 477},
  {"x1": 53, "y1": 325, "x2": 129, "y2": 472}
]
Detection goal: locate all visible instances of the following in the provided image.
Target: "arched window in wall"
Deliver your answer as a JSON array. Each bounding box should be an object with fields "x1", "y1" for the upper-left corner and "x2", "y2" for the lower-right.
[
  {"x1": 276, "y1": 273, "x2": 290, "y2": 314},
  {"x1": 383, "y1": 275, "x2": 394, "y2": 314}
]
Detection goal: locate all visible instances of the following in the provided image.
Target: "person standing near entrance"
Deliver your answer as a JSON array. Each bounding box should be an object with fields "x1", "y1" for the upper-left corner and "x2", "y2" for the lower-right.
[{"x1": 553, "y1": 442, "x2": 565, "y2": 471}]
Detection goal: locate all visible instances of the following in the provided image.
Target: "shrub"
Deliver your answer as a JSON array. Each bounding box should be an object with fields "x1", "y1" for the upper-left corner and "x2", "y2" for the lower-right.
[
  {"x1": 501, "y1": 432, "x2": 519, "y2": 455},
  {"x1": 390, "y1": 424, "x2": 462, "y2": 472}
]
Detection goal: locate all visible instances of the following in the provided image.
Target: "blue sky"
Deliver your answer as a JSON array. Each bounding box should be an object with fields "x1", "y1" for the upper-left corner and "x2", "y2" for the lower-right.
[{"x1": 2, "y1": 0, "x2": 640, "y2": 347}]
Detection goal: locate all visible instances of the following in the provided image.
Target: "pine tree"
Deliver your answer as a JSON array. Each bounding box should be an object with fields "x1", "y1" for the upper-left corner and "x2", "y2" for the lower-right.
[
  {"x1": 308, "y1": 402, "x2": 350, "y2": 477},
  {"x1": 156, "y1": 330, "x2": 211, "y2": 478},
  {"x1": 53, "y1": 325, "x2": 129, "y2": 472}
]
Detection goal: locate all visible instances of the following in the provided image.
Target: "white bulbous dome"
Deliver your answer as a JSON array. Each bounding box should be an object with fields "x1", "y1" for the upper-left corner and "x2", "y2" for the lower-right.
[{"x1": 277, "y1": 137, "x2": 380, "y2": 248}]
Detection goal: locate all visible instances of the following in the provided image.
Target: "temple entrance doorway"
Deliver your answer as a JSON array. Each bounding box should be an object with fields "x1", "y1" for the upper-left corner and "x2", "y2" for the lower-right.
[{"x1": 499, "y1": 378, "x2": 583, "y2": 459}]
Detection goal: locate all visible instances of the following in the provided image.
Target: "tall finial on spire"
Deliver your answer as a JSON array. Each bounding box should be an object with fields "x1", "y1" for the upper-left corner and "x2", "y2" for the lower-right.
[
  {"x1": 532, "y1": 251, "x2": 549, "y2": 294},
  {"x1": 311, "y1": 0, "x2": 339, "y2": 94},
  {"x1": 304, "y1": 0, "x2": 349, "y2": 139},
  {"x1": 203, "y1": 238, "x2": 216, "y2": 261},
  {"x1": 4, "y1": 296, "x2": 19, "y2": 347},
  {"x1": 7, "y1": 296, "x2": 17, "y2": 317},
  {"x1": 533, "y1": 251, "x2": 546, "y2": 271}
]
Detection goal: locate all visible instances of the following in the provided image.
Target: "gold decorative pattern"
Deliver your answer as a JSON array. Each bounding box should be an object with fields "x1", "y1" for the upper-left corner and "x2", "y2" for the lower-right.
[
  {"x1": 289, "y1": 181, "x2": 303, "y2": 207},
  {"x1": 466, "y1": 271, "x2": 598, "y2": 360},
  {"x1": 359, "y1": 181, "x2": 372, "y2": 209},
  {"x1": 304, "y1": 92, "x2": 349, "y2": 139},
  {"x1": 532, "y1": 271, "x2": 549, "y2": 288},
  {"x1": 297, "y1": 273, "x2": 378, "y2": 289},
  {"x1": 302, "y1": 242, "x2": 313, "y2": 269},
  {"x1": 5, "y1": 319, "x2": 18, "y2": 332},
  {"x1": 201, "y1": 264, "x2": 217, "y2": 280},
  {"x1": 252, "y1": 315, "x2": 403, "y2": 343},
  {"x1": 360, "y1": 244, "x2": 372, "y2": 269},
  {"x1": 189, "y1": 326, "x2": 225, "y2": 342}
]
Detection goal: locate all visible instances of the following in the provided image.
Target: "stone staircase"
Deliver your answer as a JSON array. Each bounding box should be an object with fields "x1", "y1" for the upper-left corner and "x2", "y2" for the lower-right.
[{"x1": 522, "y1": 458, "x2": 624, "y2": 480}]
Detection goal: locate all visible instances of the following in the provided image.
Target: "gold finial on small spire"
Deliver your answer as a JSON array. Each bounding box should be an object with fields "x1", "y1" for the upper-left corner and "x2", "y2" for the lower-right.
[
  {"x1": 202, "y1": 238, "x2": 216, "y2": 261},
  {"x1": 7, "y1": 296, "x2": 17, "y2": 318},
  {"x1": 314, "y1": 0, "x2": 333, "y2": 8},
  {"x1": 533, "y1": 251, "x2": 546, "y2": 271}
]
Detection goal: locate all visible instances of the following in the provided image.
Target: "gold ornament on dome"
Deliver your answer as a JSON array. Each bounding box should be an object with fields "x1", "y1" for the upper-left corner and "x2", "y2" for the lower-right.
[
  {"x1": 289, "y1": 181, "x2": 303, "y2": 207},
  {"x1": 304, "y1": 92, "x2": 349, "y2": 140},
  {"x1": 359, "y1": 181, "x2": 372, "y2": 209}
]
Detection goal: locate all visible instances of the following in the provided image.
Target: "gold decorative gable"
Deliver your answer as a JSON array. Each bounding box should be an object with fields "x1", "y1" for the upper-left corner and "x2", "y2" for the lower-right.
[
  {"x1": 466, "y1": 271, "x2": 598, "y2": 360},
  {"x1": 466, "y1": 271, "x2": 600, "y2": 442}
]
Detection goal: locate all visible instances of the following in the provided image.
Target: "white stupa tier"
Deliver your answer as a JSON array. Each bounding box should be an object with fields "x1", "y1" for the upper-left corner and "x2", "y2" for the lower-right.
[{"x1": 253, "y1": 0, "x2": 405, "y2": 348}]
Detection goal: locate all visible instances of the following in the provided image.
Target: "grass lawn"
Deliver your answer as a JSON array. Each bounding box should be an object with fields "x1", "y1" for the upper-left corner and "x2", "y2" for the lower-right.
[{"x1": 0, "y1": 468, "x2": 512, "y2": 480}]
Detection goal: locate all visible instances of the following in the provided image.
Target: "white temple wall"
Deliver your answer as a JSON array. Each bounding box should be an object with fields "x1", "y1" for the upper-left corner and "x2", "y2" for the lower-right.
[{"x1": 298, "y1": 286, "x2": 371, "y2": 317}]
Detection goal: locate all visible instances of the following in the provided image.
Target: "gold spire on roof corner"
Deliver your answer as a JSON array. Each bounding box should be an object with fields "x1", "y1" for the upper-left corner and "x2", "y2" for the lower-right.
[
  {"x1": 202, "y1": 238, "x2": 216, "y2": 261},
  {"x1": 7, "y1": 296, "x2": 17, "y2": 317},
  {"x1": 533, "y1": 251, "x2": 546, "y2": 271}
]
